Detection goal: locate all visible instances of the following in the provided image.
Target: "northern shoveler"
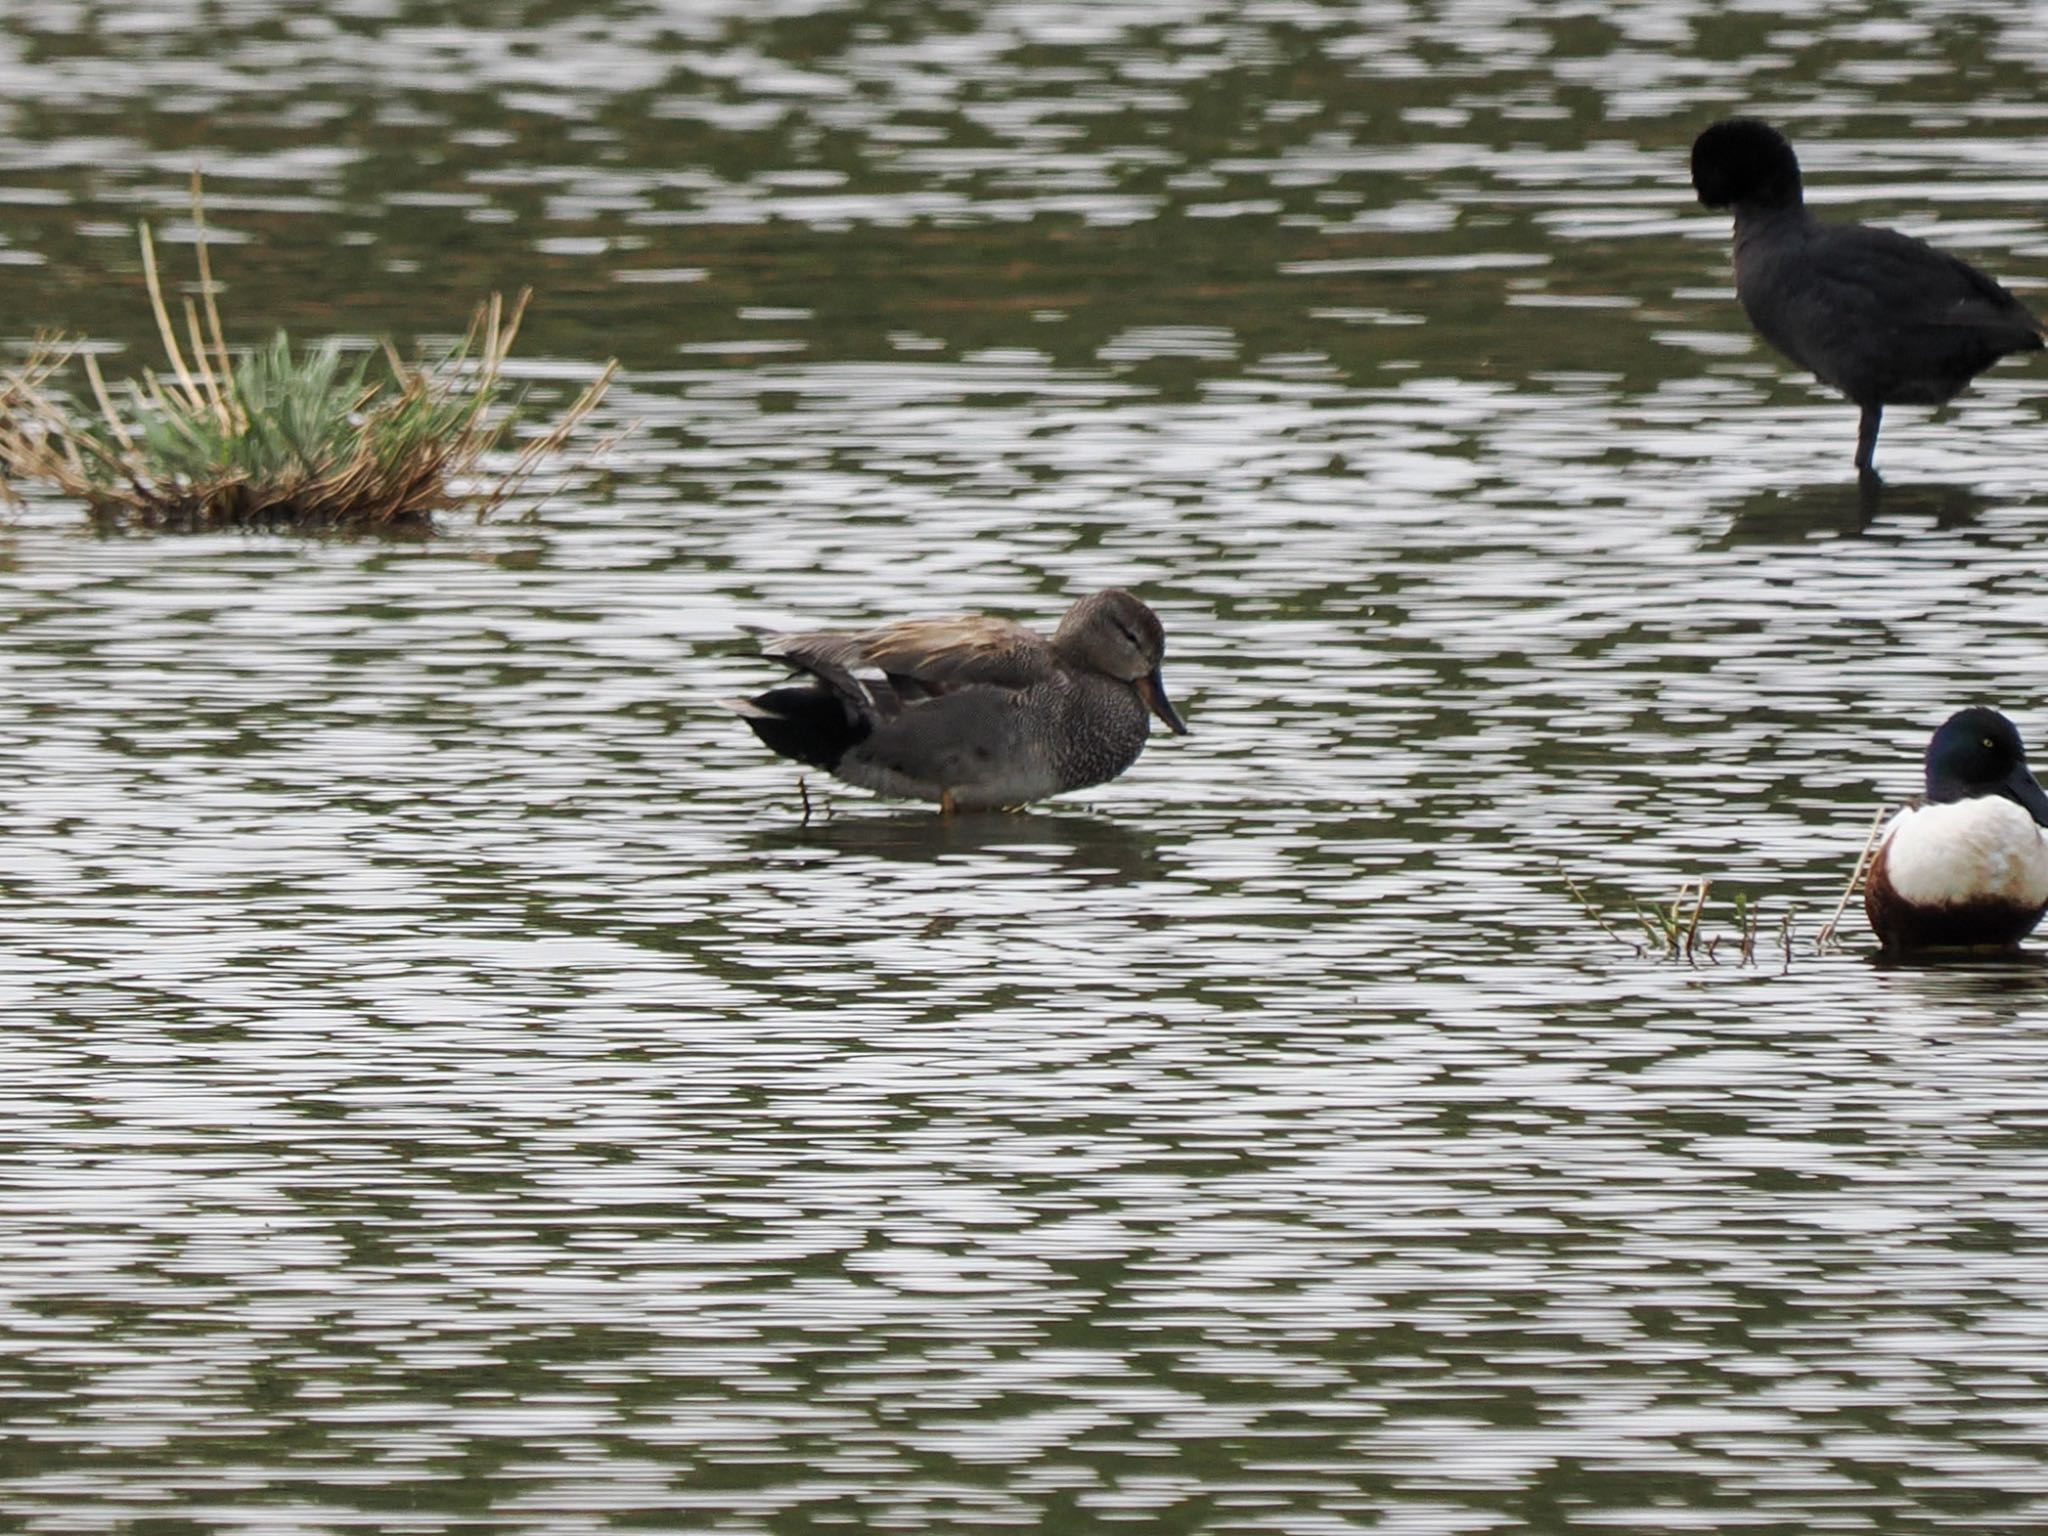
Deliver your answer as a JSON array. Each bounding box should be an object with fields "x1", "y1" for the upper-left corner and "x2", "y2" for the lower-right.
[
  {"x1": 728, "y1": 588, "x2": 1188, "y2": 813},
  {"x1": 1865, "y1": 707, "x2": 2048, "y2": 955},
  {"x1": 1690, "y1": 118, "x2": 2045, "y2": 480}
]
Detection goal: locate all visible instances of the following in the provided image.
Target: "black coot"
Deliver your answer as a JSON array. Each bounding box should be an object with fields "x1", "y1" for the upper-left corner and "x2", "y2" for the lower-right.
[{"x1": 1690, "y1": 118, "x2": 2043, "y2": 479}]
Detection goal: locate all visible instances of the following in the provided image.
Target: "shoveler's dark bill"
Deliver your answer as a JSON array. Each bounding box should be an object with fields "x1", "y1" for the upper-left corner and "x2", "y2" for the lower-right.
[{"x1": 2000, "y1": 761, "x2": 2048, "y2": 827}]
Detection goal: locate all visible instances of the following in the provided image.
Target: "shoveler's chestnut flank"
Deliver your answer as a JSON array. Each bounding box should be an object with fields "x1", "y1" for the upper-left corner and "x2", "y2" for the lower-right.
[
  {"x1": 1691, "y1": 118, "x2": 2045, "y2": 479},
  {"x1": 1865, "y1": 708, "x2": 2048, "y2": 956},
  {"x1": 729, "y1": 588, "x2": 1188, "y2": 813}
]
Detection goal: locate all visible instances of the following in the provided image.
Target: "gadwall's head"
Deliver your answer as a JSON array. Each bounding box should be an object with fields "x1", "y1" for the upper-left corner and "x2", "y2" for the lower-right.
[
  {"x1": 1056, "y1": 589, "x2": 1189, "y2": 735},
  {"x1": 1691, "y1": 117, "x2": 1803, "y2": 213}
]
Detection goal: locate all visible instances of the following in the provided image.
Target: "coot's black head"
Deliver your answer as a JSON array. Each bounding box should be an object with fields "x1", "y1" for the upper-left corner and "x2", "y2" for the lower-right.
[
  {"x1": 1691, "y1": 118, "x2": 1803, "y2": 212},
  {"x1": 1925, "y1": 706, "x2": 2048, "y2": 825}
]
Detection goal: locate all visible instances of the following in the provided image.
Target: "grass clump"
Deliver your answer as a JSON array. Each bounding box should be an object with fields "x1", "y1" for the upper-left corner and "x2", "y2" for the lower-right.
[{"x1": 0, "y1": 194, "x2": 615, "y2": 535}]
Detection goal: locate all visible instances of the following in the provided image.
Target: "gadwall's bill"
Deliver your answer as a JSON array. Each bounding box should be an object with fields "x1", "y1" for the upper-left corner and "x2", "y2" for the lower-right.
[
  {"x1": 1690, "y1": 118, "x2": 2044, "y2": 479},
  {"x1": 729, "y1": 588, "x2": 1188, "y2": 813},
  {"x1": 1865, "y1": 707, "x2": 2048, "y2": 956}
]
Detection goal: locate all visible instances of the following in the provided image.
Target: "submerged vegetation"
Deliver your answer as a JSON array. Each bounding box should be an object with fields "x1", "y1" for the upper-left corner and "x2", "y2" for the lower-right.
[
  {"x1": 0, "y1": 194, "x2": 615, "y2": 534},
  {"x1": 1557, "y1": 801, "x2": 1919, "y2": 967},
  {"x1": 1558, "y1": 865, "x2": 1796, "y2": 971}
]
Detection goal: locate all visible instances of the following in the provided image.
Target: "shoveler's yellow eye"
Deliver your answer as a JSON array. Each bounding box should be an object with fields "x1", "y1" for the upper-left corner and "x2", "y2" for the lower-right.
[{"x1": 1985, "y1": 737, "x2": 1997, "y2": 749}]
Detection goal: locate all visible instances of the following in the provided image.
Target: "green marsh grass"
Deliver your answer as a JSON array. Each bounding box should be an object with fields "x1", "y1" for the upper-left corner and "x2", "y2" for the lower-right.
[{"x1": 0, "y1": 198, "x2": 615, "y2": 534}]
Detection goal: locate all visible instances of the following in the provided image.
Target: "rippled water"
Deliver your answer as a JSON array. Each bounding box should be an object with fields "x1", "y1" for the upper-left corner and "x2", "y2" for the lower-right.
[{"x1": 6, "y1": 2, "x2": 2048, "y2": 1531}]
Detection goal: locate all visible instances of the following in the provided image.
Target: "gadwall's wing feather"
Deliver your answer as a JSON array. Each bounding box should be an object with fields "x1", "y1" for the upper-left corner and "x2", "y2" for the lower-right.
[
  {"x1": 760, "y1": 615, "x2": 1053, "y2": 700},
  {"x1": 738, "y1": 626, "x2": 908, "y2": 724}
]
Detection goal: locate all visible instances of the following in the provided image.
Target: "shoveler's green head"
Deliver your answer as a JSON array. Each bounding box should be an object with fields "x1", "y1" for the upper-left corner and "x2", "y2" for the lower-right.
[{"x1": 1926, "y1": 706, "x2": 2048, "y2": 825}]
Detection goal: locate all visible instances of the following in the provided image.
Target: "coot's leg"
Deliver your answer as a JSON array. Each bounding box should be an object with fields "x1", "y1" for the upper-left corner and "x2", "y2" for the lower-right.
[{"x1": 1854, "y1": 403, "x2": 1883, "y2": 479}]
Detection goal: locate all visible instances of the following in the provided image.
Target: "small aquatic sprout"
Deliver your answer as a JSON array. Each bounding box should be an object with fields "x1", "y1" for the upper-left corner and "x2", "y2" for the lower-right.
[
  {"x1": 1629, "y1": 878, "x2": 1714, "y2": 962},
  {"x1": 1720, "y1": 887, "x2": 1759, "y2": 967},
  {"x1": 0, "y1": 189, "x2": 615, "y2": 534},
  {"x1": 1557, "y1": 863, "x2": 1781, "y2": 969}
]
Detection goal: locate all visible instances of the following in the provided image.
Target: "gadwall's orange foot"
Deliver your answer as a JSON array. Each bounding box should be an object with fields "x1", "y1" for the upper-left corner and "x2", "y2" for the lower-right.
[
  {"x1": 1690, "y1": 118, "x2": 2045, "y2": 479},
  {"x1": 1865, "y1": 707, "x2": 2048, "y2": 957},
  {"x1": 728, "y1": 588, "x2": 1188, "y2": 812}
]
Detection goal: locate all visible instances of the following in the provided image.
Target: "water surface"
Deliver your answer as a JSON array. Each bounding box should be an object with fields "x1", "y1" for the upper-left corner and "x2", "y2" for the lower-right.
[{"x1": 5, "y1": 3, "x2": 2048, "y2": 1531}]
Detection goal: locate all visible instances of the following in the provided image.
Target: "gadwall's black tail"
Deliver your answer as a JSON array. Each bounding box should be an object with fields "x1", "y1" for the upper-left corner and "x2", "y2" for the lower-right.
[
  {"x1": 727, "y1": 640, "x2": 890, "y2": 771},
  {"x1": 731, "y1": 685, "x2": 867, "y2": 770}
]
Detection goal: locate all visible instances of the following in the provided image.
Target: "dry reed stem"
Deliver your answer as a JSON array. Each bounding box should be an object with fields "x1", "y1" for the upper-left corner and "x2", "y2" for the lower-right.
[
  {"x1": 1815, "y1": 804, "x2": 1892, "y2": 950},
  {"x1": 80, "y1": 353, "x2": 137, "y2": 454},
  {"x1": 1680, "y1": 877, "x2": 1710, "y2": 962},
  {"x1": 1555, "y1": 863, "x2": 1643, "y2": 954},
  {"x1": 138, "y1": 223, "x2": 205, "y2": 416},
  {"x1": 189, "y1": 172, "x2": 234, "y2": 390},
  {"x1": 182, "y1": 298, "x2": 228, "y2": 429}
]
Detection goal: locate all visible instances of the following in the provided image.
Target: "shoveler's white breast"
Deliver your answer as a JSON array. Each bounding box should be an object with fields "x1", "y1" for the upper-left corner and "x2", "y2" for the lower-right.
[{"x1": 1879, "y1": 797, "x2": 2048, "y2": 907}]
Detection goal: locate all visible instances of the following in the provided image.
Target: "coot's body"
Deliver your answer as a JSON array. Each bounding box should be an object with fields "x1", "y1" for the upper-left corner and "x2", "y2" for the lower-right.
[{"x1": 1691, "y1": 118, "x2": 2043, "y2": 477}]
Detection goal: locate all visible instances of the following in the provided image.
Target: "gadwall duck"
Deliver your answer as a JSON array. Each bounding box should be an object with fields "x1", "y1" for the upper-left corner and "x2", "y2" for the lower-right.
[
  {"x1": 1690, "y1": 118, "x2": 2044, "y2": 479},
  {"x1": 729, "y1": 588, "x2": 1188, "y2": 813},
  {"x1": 1865, "y1": 707, "x2": 2048, "y2": 955}
]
